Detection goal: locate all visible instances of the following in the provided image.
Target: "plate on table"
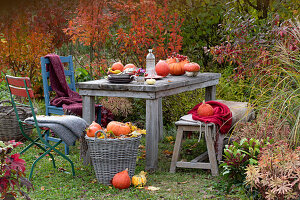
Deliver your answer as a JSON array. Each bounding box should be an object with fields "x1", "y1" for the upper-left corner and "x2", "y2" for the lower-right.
[
  {"x1": 107, "y1": 74, "x2": 134, "y2": 83},
  {"x1": 145, "y1": 75, "x2": 164, "y2": 80}
]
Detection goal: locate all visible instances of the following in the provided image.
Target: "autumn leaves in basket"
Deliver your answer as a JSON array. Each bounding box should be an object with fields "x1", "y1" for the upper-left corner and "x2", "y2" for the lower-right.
[{"x1": 86, "y1": 121, "x2": 146, "y2": 139}]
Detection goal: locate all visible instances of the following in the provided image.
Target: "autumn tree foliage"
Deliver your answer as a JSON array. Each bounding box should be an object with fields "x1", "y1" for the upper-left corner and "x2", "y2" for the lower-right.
[
  {"x1": 114, "y1": 0, "x2": 183, "y2": 67},
  {"x1": 0, "y1": 0, "x2": 76, "y2": 96},
  {"x1": 0, "y1": 12, "x2": 54, "y2": 96},
  {"x1": 64, "y1": 0, "x2": 119, "y2": 79},
  {"x1": 65, "y1": 0, "x2": 183, "y2": 78}
]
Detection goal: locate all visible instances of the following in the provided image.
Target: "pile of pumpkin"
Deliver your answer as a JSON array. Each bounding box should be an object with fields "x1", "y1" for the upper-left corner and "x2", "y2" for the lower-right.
[
  {"x1": 112, "y1": 169, "x2": 147, "y2": 189},
  {"x1": 108, "y1": 52, "x2": 201, "y2": 77},
  {"x1": 86, "y1": 121, "x2": 146, "y2": 139}
]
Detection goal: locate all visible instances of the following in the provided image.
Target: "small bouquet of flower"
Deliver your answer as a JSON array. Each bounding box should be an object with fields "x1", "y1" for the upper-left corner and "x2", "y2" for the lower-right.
[{"x1": 135, "y1": 68, "x2": 147, "y2": 77}]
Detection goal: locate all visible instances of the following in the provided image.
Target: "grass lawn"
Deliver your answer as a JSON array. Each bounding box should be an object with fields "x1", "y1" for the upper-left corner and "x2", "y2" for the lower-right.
[{"x1": 15, "y1": 133, "x2": 249, "y2": 200}]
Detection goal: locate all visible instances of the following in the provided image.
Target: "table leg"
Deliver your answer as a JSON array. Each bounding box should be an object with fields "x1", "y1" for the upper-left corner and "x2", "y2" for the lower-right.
[
  {"x1": 158, "y1": 98, "x2": 164, "y2": 141},
  {"x1": 82, "y1": 95, "x2": 95, "y2": 125},
  {"x1": 205, "y1": 85, "x2": 216, "y2": 101},
  {"x1": 145, "y1": 99, "x2": 159, "y2": 172}
]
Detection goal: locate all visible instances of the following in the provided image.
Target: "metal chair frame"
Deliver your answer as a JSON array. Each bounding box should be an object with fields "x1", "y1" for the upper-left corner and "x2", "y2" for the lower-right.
[{"x1": 5, "y1": 75, "x2": 75, "y2": 180}]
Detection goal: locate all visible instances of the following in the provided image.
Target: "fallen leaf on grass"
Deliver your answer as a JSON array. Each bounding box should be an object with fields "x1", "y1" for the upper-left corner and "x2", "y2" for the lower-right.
[
  {"x1": 177, "y1": 181, "x2": 188, "y2": 184},
  {"x1": 58, "y1": 167, "x2": 66, "y2": 172},
  {"x1": 145, "y1": 186, "x2": 160, "y2": 191},
  {"x1": 163, "y1": 150, "x2": 173, "y2": 156},
  {"x1": 90, "y1": 179, "x2": 97, "y2": 184}
]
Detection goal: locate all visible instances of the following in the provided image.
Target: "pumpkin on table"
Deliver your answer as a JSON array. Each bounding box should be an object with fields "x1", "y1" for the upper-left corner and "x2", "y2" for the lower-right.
[
  {"x1": 184, "y1": 62, "x2": 200, "y2": 77},
  {"x1": 111, "y1": 61, "x2": 124, "y2": 71},
  {"x1": 169, "y1": 59, "x2": 189, "y2": 76},
  {"x1": 155, "y1": 60, "x2": 169, "y2": 77}
]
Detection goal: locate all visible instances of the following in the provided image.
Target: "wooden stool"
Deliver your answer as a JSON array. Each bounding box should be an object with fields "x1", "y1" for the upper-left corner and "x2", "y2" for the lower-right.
[
  {"x1": 170, "y1": 100, "x2": 255, "y2": 176},
  {"x1": 170, "y1": 120, "x2": 219, "y2": 176}
]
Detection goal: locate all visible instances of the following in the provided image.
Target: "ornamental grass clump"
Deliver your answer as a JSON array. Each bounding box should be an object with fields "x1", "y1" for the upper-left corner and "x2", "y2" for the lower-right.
[
  {"x1": 245, "y1": 141, "x2": 300, "y2": 200},
  {"x1": 0, "y1": 140, "x2": 33, "y2": 199}
]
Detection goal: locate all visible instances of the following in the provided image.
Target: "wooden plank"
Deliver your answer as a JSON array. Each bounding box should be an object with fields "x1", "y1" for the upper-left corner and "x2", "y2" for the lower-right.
[
  {"x1": 190, "y1": 152, "x2": 208, "y2": 163},
  {"x1": 9, "y1": 85, "x2": 34, "y2": 98},
  {"x1": 79, "y1": 79, "x2": 219, "y2": 100},
  {"x1": 176, "y1": 161, "x2": 211, "y2": 170},
  {"x1": 6, "y1": 75, "x2": 31, "y2": 88},
  {"x1": 77, "y1": 73, "x2": 221, "y2": 92},
  {"x1": 170, "y1": 126, "x2": 184, "y2": 173},
  {"x1": 79, "y1": 89, "x2": 156, "y2": 99},
  {"x1": 156, "y1": 79, "x2": 219, "y2": 98},
  {"x1": 205, "y1": 85, "x2": 216, "y2": 101},
  {"x1": 145, "y1": 99, "x2": 159, "y2": 172}
]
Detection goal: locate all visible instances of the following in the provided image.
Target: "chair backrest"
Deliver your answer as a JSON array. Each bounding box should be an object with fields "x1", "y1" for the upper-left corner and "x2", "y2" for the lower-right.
[
  {"x1": 5, "y1": 75, "x2": 37, "y2": 125},
  {"x1": 41, "y1": 55, "x2": 76, "y2": 113}
]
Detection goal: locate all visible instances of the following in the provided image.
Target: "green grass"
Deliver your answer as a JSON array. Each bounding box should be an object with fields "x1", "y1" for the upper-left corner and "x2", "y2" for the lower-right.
[{"x1": 14, "y1": 133, "x2": 249, "y2": 200}]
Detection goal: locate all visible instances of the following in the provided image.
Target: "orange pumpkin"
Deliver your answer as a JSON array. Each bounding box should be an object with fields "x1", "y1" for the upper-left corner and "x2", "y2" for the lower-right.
[
  {"x1": 106, "y1": 121, "x2": 131, "y2": 136},
  {"x1": 197, "y1": 101, "x2": 214, "y2": 117},
  {"x1": 90, "y1": 121, "x2": 102, "y2": 130},
  {"x1": 86, "y1": 125, "x2": 102, "y2": 137},
  {"x1": 183, "y1": 62, "x2": 200, "y2": 72},
  {"x1": 111, "y1": 62, "x2": 124, "y2": 71},
  {"x1": 124, "y1": 63, "x2": 137, "y2": 70},
  {"x1": 166, "y1": 58, "x2": 176, "y2": 65},
  {"x1": 169, "y1": 59, "x2": 188, "y2": 76},
  {"x1": 112, "y1": 168, "x2": 131, "y2": 189},
  {"x1": 155, "y1": 60, "x2": 169, "y2": 77}
]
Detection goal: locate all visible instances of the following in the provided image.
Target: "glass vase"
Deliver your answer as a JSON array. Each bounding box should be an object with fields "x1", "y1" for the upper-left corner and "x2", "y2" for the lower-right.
[{"x1": 136, "y1": 76, "x2": 145, "y2": 84}]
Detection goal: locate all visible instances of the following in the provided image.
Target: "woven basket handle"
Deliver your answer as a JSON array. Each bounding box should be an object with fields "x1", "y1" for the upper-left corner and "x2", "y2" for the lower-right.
[
  {"x1": 93, "y1": 130, "x2": 107, "y2": 140},
  {"x1": 6, "y1": 106, "x2": 28, "y2": 117}
]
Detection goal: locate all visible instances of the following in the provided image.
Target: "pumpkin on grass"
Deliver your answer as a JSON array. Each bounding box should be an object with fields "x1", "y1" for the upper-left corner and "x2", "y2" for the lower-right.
[
  {"x1": 106, "y1": 121, "x2": 131, "y2": 136},
  {"x1": 112, "y1": 168, "x2": 131, "y2": 189},
  {"x1": 197, "y1": 100, "x2": 214, "y2": 117},
  {"x1": 132, "y1": 171, "x2": 147, "y2": 188}
]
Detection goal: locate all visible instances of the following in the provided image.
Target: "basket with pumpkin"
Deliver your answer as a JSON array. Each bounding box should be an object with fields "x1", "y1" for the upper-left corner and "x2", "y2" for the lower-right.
[{"x1": 85, "y1": 121, "x2": 146, "y2": 185}]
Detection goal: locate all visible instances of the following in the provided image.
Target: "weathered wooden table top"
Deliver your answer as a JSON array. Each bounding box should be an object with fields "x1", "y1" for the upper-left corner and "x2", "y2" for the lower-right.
[{"x1": 78, "y1": 73, "x2": 221, "y2": 98}]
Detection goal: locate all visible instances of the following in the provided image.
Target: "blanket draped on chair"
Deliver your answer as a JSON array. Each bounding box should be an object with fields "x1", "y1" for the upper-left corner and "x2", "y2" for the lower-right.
[
  {"x1": 45, "y1": 54, "x2": 113, "y2": 126},
  {"x1": 25, "y1": 115, "x2": 88, "y2": 146}
]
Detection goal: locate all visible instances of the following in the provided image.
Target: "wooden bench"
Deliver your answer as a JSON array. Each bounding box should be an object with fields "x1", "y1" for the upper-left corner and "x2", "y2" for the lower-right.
[{"x1": 170, "y1": 100, "x2": 255, "y2": 176}]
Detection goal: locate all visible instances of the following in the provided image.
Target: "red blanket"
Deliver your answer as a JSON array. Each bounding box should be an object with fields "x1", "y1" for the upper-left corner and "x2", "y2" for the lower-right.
[
  {"x1": 188, "y1": 101, "x2": 232, "y2": 134},
  {"x1": 45, "y1": 54, "x2": 113, "y2": 126}
]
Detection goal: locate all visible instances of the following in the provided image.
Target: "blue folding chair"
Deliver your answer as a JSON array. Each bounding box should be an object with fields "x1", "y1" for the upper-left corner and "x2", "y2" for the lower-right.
[{"x1": 41, "y1": 55, "x2": 101, "y2": 155}]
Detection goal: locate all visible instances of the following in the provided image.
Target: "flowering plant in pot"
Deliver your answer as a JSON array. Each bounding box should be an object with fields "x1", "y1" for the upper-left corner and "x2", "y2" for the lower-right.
[{"x1": 0, "y1": 140, "x2": 33, "y2": 200}]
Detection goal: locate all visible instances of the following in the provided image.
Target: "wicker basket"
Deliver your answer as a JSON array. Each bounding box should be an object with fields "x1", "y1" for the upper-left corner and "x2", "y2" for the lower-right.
[
  {"x1": 0, "y1": 100, "x2": 34, "y2": 141},
  {"x1": 85, "y1": 132, "x2": 141, "y2": 185}
]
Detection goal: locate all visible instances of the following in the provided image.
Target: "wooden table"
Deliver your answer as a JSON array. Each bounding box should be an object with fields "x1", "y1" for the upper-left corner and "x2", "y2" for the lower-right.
[{"x1": 77, "y1": 73, "x2": 221, "y2": 171}]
